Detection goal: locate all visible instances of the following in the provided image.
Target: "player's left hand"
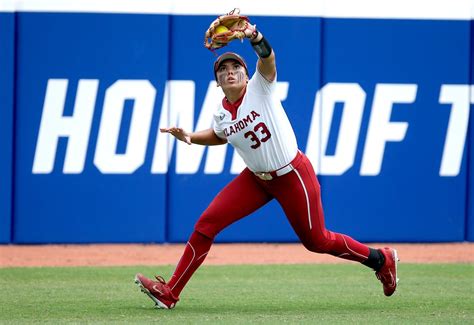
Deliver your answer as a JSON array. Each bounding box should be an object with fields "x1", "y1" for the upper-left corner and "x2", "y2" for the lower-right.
[
  {"x1": 204, "y1": 8, "x2": 256, "y2": 51},
  {"x1": 160, "y1": 127, "x2": 192, "y2": 145}
]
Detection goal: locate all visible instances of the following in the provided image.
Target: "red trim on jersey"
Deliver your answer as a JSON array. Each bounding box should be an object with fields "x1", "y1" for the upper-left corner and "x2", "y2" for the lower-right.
[{"x1": 222, "y1": 88, "x2": 246, "y2": 121}]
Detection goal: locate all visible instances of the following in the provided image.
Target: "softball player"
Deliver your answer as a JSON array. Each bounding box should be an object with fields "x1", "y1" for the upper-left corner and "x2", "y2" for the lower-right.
[{"x1": 135, "y1": 21, "x2": 399, "y2": 309}]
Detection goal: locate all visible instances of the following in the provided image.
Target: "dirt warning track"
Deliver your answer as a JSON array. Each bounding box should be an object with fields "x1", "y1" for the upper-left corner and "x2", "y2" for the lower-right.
[{"x1": 1, "y1": 243, "x2": 473, "y2": 267}]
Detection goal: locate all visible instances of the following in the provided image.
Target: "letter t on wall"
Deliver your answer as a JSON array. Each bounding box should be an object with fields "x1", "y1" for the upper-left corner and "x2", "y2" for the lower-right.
[{"x1": 438, "y1": 84, "x2": 472, "y2": 177}]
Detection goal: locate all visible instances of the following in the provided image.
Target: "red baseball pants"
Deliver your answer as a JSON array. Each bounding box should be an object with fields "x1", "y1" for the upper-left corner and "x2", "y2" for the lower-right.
[
  {"x1": 195, "y1": 151, "x2": 370, "y2": 261},
  {"x1": 167, "y1": 151, "x2": 371, "y2": 297}
]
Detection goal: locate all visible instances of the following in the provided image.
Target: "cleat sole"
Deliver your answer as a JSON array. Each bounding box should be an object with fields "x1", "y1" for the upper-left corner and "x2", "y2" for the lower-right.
[{"x1": 393, "y1": 249, "x2": 400, "y2": 285}]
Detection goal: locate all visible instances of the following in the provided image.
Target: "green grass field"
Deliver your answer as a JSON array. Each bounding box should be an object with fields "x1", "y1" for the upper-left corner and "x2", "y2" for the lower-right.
[{"x1": 0, "y1": 264, "x2": 472, "y2": 324}]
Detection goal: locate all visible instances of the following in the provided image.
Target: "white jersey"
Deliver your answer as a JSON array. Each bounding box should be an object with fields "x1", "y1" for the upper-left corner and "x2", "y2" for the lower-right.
[{"x1": 213, "y1": 68, "x2": 298, "y2": 172}]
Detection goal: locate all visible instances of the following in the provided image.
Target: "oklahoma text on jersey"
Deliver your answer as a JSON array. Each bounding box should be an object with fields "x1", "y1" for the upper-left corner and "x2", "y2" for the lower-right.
[{"x1": 223, "y1": 110, "x2": 261, "y2": 137}]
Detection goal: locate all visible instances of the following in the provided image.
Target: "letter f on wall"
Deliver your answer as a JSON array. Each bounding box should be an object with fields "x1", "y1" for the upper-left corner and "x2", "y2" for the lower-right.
[{"x1": 360, "y1": 84, "x2": 417, "y2": 176}]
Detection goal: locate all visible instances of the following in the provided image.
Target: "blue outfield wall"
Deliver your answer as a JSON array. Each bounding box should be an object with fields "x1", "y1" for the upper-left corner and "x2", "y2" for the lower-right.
[
  {"x1": 0, "y1": 10, "x2": 473, "y2": 243},
  {"x1": 0, "y1": 13, "x2": 14, "y2": 243},
  {"x1": 318, "y1": 18, "x2": 470, "y2": 242},
  {"x1": 468, "y1": 20, "x2": 474, "y2": 241},
  {"x1": 13, "y1": 13, "x2": 169, "y2": 243}
]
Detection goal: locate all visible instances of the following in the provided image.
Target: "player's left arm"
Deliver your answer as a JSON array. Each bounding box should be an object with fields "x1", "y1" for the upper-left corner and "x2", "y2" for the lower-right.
[{"x1": 245, "y1": 26, "x2": 276, "y2": 82}]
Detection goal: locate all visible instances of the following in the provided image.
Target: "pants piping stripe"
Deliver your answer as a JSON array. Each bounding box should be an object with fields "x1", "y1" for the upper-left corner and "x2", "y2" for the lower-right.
[
  {"x1": 293, "y1": 169, "x2": 312, "y2": 230},
  {"x1": 341, "y1": 235, "x2": 368, "y2": 260},
  {"x1": 170, "y1": 241, "x2": 196, "y2": 291}
]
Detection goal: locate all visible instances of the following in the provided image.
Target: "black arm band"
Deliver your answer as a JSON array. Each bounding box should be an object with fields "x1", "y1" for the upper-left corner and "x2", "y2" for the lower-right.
[{"x1": 251, "y1": 35, "x2": 272, "y2": 58}]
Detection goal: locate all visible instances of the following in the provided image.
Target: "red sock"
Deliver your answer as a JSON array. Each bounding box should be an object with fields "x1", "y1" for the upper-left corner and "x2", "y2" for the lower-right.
[{"x1": 167, "y1": 231, "x2": 213, "y2": 298}]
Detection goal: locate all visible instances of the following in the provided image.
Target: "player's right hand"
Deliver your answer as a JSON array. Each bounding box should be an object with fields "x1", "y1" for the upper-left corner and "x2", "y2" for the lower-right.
[{"x1": 160, "y1": 127, "x2": 192, "y2": 145}]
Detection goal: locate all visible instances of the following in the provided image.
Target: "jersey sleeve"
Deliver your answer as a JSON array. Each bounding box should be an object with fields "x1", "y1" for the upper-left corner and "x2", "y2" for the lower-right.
[
  {"x1": 213, "y1": 111, "x2": 227, "y2": 139},
  {"x1": 247, "y1": 63, "x2": 277, "y2": 96}
]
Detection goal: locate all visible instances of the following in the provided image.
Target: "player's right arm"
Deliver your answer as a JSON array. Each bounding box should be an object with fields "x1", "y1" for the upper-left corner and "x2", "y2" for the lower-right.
[
  {"x1": 244, "y1": 24, "x2": 276, "y2": 82},
  {"x1": 160, "y1": 127, "x2": 227, "y2": 146},
  {"x1": 251, "y1": 32, "x2": 276, "y2": 82}
]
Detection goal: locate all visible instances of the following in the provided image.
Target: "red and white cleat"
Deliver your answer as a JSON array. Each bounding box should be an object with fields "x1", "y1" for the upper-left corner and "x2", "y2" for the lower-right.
[
  {"x1": 376, "y1": 247, "x2": 399, "y2": 296},
  {"x1": 134, "y1": 273, "x2": 179, "y2": 309}
]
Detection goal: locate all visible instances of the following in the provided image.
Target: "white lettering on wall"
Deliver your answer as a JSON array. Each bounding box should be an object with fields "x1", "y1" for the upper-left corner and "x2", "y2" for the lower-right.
[
  {"x1": 94, "y1": 80, "x2": 156, "y2": 174},
  {"x1": 360, "y1": 84, "x2": 417, "y2": 176},
  {"x1": 32, "y1": 79, "x2": 471, "y2": 177},
  {"x1": 306, "y1": 83, "x2": 366, "y2": 175},
  {"x1": 33, "y1": 79, "x2": 98, "y2": 174},
  {"x1": 438, "y1": 85, "x2": 472, "y2": 176}
]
